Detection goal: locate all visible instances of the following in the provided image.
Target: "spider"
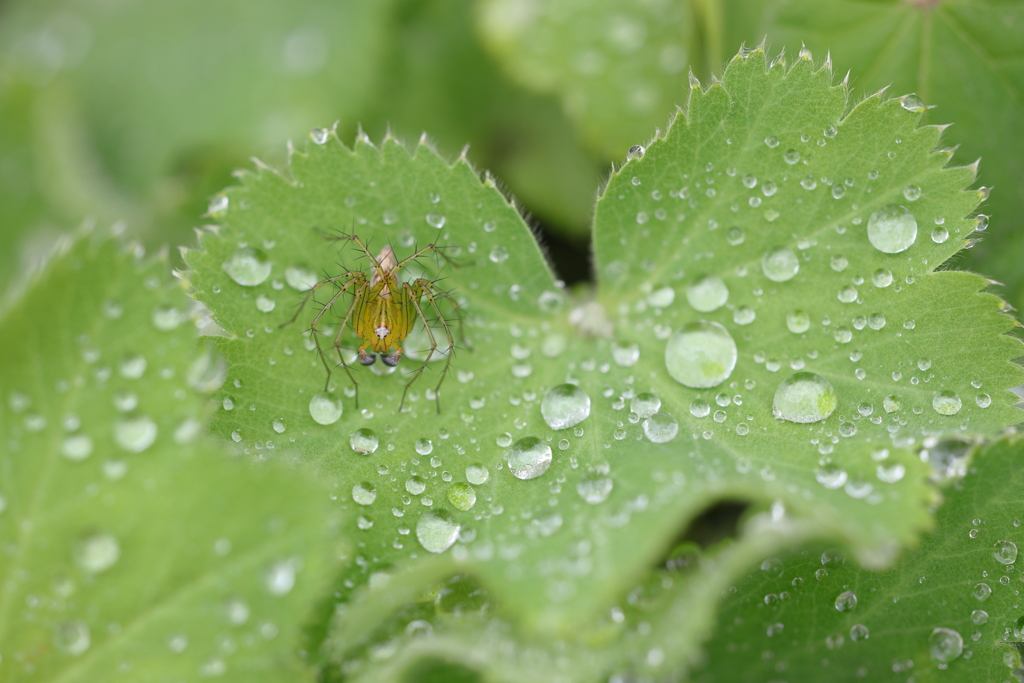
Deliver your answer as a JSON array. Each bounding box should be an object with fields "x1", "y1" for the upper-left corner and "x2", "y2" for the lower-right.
[{"x1": 281, "y1": 230, "x2": 465, "y2": 412}]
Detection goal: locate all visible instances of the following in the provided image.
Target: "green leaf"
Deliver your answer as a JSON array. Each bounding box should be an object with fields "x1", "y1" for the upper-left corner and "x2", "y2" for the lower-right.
[
  {"x1": 476, "y1": 0, "x2": 695, "y2": 158},
  {"x1": 694, "y1": 435, "x2": 1024, "y2": 682},
  {"x1": 183, "y1": 49, "x2": 1021, "y2": 680},
  {"x1": 718, "y1": 0, "x2": 1024, "y2": 317},
  {"x1": 0, "y1": 232, "x2": 341, "y2": 681}
]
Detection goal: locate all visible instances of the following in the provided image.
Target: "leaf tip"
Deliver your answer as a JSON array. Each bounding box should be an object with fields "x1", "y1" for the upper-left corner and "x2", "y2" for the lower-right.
[{"x1": 687, "y1": 68, "x2": 701, "y2": 91}]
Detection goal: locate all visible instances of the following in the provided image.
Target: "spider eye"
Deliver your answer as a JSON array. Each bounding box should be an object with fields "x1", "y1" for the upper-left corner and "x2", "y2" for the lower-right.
[
  {"x1": 359, "y1": 353, "x2": 377, "y2": 366},
  {"x1": 382, "y1": 352, "x2": 400, "y2": 367}
]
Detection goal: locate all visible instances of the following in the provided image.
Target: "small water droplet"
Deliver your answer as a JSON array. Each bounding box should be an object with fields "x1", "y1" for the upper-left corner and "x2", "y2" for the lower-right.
[
  {"x1": 830, "y1": 255, "x2": 848, "y2": 272},
  {"x1": 631, "y1": 393, "x2": 662, "y2": 418},
  {"x1": 284, "y1": 265, "x2": 318, "y2": 291},
  {"x1": 642, "y1": 412, "x2": 679, "y2": 443},
  {"x1": 73, "y1": 531, "x2": 120, "y2": 573},
  {"x1": 867, "y1": 205, "x2": 917, "y2": 254},
  {"x1": 611, "y1": 341, "x2": 640, "y2": 367},
  {"x1": 762, "y1": 247, "x2": 799, "y2": 282},
  {"x1": 932, "y1": 391, "x2": 962, "y2": 416},
  {"x1": 773, "y1": 372, "x2": 837, "y2": 423},
  {"x1": 310, "y1": 127, "x2": 329, "y2": 144},
  {"x1": 783, "y1": 148, "x2": 800, "y2": 165},
  {"x1": 786, "y1": 310, "x2": 810, "y2": 334},
  {"x1": 727, "y1": 226, "x2": 745, "y2": 245},
  {"x1": 352, "y1": 482, "x2": 377, "y2": 505},
  {"x1": 849, "y1": 624, "x2": 869, "y2": 641},
  {"x1": 61, "y1": 434, "x2": 94, "y2": 461},
  {"x1": 507, "y1": 436, "x2": 553, "y2": 480},
  {"x1": 350, "y1": 428, "x2": 379, "y2": 454},
  {"x1": 900, "y1": 93, "x2": 926, "y2": 112},
  {"x1": 627, "y1": 145, "x2": 646, "y2": 160},
  {"x1": 686, "y1": 275, "x2": 729, "y2": 312},
  {"x1": 425, "y1": 213, "x2": 446, "y2": 229},
  {"x1": 466, "y1": 463, "x2": 489, "y2": 485},
  {"x1": 541, "y1": 384, "x2": 591, "y2": 430},
  {"x1": 489, "y1": 245, "x2": 509, "y2": 263},
  {"x1": 309, "y1": 392, "x2": 343, "y2": 425},
  {"x1": 447, "y1": 482, "x2": 477, "y2": 511},
  {"x1": 577, "y1": 462, "x2": 613, "y2": 504},
  {"x1": 223, "y1": 247, "x2": 272, "y2": 286},
  {"x1": 871, "y1": 268, "x2": 893, "y2": 287},
  {"x1": 834, "y1": 590, "x2": 857, "y2": 612},
  {"x1": 665, "y1": 321, "x2": 737, "y2": 388},
  {"x1": 187, "y1": 348, "x2": 227, "y2": 394},
  {"x1": 815, "y1": 465, "x2": 847, "y2": 489},
  {"x1": 416, "y1": 510, "x2": 460, "y2": 553},
  {"x1": 151, "y1": 305, "x2": 184, "y2": 331},
  {"x1": 973, "y1": 582, "x2": 991, "y2": 600},
  {"x1": 54, "y1": 619, "x2": 91, "y2": 656},
  {"x1": 931, "y1": 227, "x2": 949, "y2": 243},
  {"x1": 114, "y1": 415, "x2": 158, "y2": 453}
]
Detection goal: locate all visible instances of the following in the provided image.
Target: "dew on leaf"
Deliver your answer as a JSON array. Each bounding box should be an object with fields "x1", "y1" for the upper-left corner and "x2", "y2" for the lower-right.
[
  {"x1": 186, "y1": 348, "x2": 227, "y2": 394},
  {"x1": 284, "y1": 265, "x2": 318, "y2": 291},
  {"x1": 643, "y1": 411, "x2": 679, "y2": 443},
  {"x1": 405, "y1": 476, "x2": 427, "y2": 495},
  {"x1": 73, "y1": 531, "x2": 120, "y2": 573},
  {"x1": 349, "y1": 428, "x2": 378, "y2": 454},
  {"x1": 309, "y1": 392, "x2": 343, "y2": 425},
  {"x1": 489, "y1": 245, "x2": 509, "y2": 263},
  {"x1": 815, "y1": 465, "x2": 847, "y2": 489},
  {"x1": 119, "y1": 354, "x2": 147, "y2": 379},
  {"x1": 61, "y1": 434, "x2": 94, "y2": 461},
  {"x1": 772, "y1": 372, "x2": 837, "y2": 423},
  {"x1": 686, "y1": 275, "x2": 729, "y2": 312},
  {"x1": 507, "y1": 436, "x2": 553, "y2": 480},
  {"x1": 265, "y1": 560, "x2": 296, "y2": 596},
  {"x1": 871, "y1": 268, "x2": 893, "y2": 287},
  {"x1": 447, "y1": 483, "x2": 477, "y2": 511},
  {"x1": 222, "y1": 247, "x2": 272, "y2": 286},
  {"x1": 689, "y1": 400, "x2": 710, "y2": 418},
  {"x1": 114, "y1": 415, "x2": 158, "y2": 453},
  {"x1": 466, "y1": 463, "x2": 489, "y2": 485},
  {"x1": 786, "y1": 310, "x2": 810, "y2": 334},
  {"x1": 829, "y1": 255, "x2": 848, "y2": 272},
  {"x1": 577, "y1": 462, "x2": 613, "y2": 504},
  {"x1": 928, "y1": 627, "x2": 963, "y2": 663},
  {"x1": 727, "y1": 227, "x2": 745, "y2": 245},
  {"x1": 973, "y1": 582, "x2": 992, "y2": 600},
  {"x1": 53, "y1": 620, "x2": 91, "y2": 656},
  {"x1": 647, "y1": 286, "x2": 675, "y2": 308},
  {"x1": 541, "y1": 383, "x2": 591, "y2": 430},
  {"x1": 932, "y1": 391, "x2": 962, "y2": 416},
  {"x1": 867, "y1": 205, "x2": 917, "y2": 254},
  {"x1": 255, "y1": 294, "x2": 276, "y2": 312},
  {"x1": 416, "y1": 511, "x2": 460, "y2": 553},
  {"x1": 834, "y1": 590, "x2": 857, "y2": 612},
  {"x1": 876, "y1": 463, "x2": 906, "y2": 483},
  {"x1": 993, "y1": 540, "x2": 1018, "y2": 565},
  {"x1": 425, "y1": 213, "x2": 446, "y2": 229},
  {"x1": 733, "y1": 306, "x2": 756, "y2": 325},
  {"x1": 611, "y1": 341, "x2": 640, "y2": 367},
  {"x1": 849, "y1": 624, "x2": 869, "y2": 641},
  {"x1": 761, "y1": 247, "x2": 799, "y2": 282},
  {"x1": 352, "y1": 482, "x2": 376, "y2": 506},
  {"x1": 630, "y1": 393, "x2": 661, "y2": 418},
  {"x1": 903, "y1": 185, "x2": 922, "y2": 201},
  {"x1": 976, "y1": 393, "x2": 991, "y2": 408},
  {"x1": 415, "y1": 438, "x2": 433, "y2": 455},
  {"x1": 931, "y1": 227, "x2": 949, "y2": 243},
  {"x1": 665, "y1": 321, "x2": 737, "y2": 388},
  {"x1": 151, "y1": 305, "x2": 184, "y2": 331}
]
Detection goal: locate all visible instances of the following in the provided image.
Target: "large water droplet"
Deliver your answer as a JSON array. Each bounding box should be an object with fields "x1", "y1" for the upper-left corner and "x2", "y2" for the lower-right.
[
  {"x1": 507, "y1": 436, "x2": 553, "y2": 480},
  {"x1": 867, "y1": 205, "x2": 917, "y2": 254},
  {"x1": 466, "y1": 464, "x2": 489, "y2": 485},
  {"x1": 762, "y1": 247, "x2": 799, "y2": 282},
  {"x1": 447, "y1": 482, "x2": 477, "y2": 511},
  {"x1": 114, "y1": 415, "x2": 158, "y2": 453},
  {"x1": 350, "y1": 428, "x2": 379, "y2": 454},
  {"x1": 541, "y1": 384, "x2": 591, "y2": 430},
  {"x1": 773, "y1": 372, "x2": 837, "y2": 423},
  {"x1": 643, "y1": 412, "x2": 679, "y2": 443},
  {"x1": 786, "y1": 310, "x2": 810, "y2": 334},
  {"x1": 577, "y1": 462, "x2": 613, "y2": 504},
  {"x1": 309, "y1": 392, "x2": 343, "y2": 425},
  {"x1": 932, "y1": 391, "x2": 962, "y2": 416},
  {"x1": 223, "y1": 247, "x2": 272, "y2": 286},
  {"x1": 928, "y1": 627, "x2": 963, "y2": 663},
  {"x1": 665, "y1": 321, "x2": 737, "y2": 388},
  {"x1": 416, "y1": 511, "x2": 460, "y2": 553},
  {"x1": 630, "y1": 393, "x2": 662, "y2": 418},
  {"x1": 686, "y1": 275, "x2": 729, "y2": 312},
  {"x1": 285, "y1": 265, "x2": 318, "y2": 291},
  {"x1": 73, "y1": 531, "x2": 120, "y2": 573},
  {"x1": 993, "y1": 539, "x2": 1018, "y2": 564}
]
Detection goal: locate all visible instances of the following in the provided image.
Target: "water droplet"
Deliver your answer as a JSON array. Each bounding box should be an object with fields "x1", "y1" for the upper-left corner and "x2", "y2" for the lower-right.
[
  {"x1": 838, "y1": 285, "x2": 858, "y2": 303},
  {"x1": 900, "y1": 93, "x2": 926, "y2": 112},
  {"x1": 928, "y1": 627, "x2": 963, "y2": 663},
  {"x1": 872, "y1": 268, "x2": 893, "y2": 287},
  {"x1": 931, "y1": 227, "x2": 949, "y2": 243},
  {"x1": 611, "y1": 341, "x2": 640, "y2": 367},
  {"x1": 114, "y1": 415, "x2": 158, "y2": 453},
  {"x1": 830, "y1": 255, "x2": 848, "y2": 272},
  {"x1": 630, "y1": 393, "x2": 662, "y2": 418},
  {"x1": 507, "y1": 436, "x2": 553, "y2": 480},
  {"x1": 256, "y1": 294, "x2": 276, "y2": 313},
  {"x1": 733, "y1": 306, "x2": 756, "y2": 325},
  {"x1": 61, "y1": 434, "x2": 94, "y2": 461},
  {"x1": 54, "y1": 619, "x2": 90, "y2": 656},
  {"x1": 665, "y1": 321, "x2": 737, "y2": 388},
  {"x1": 971, "y1": 609, "x2": 988, "y2": 625},
  {"x1": 309, "y1": 392, "x2": 343, "y2": 425},
  {"x1": 764, "y1": 136, "x2": 780, "y2": 148},
  {"x1": 762, "y1": 247, "x2": 799, "y2": 282},
  {"x1": 541, "y1": 384, "x2": 591, "y2": 430},
  {"x1": 414, "y1": 438, "x2": 433, "y2": 456},
  {"x1": 350, "y1": 428, "x2": 379, "y2": 454},
  {"x1": 643, "y1": 412, "x2": 679, "y2": 443},
  {"x1": 783, "y1": 148, "x2": 801, "y2": 165},
  {"x1": 352, "y1": 482, "x2": 376, "y2": 506},
  {"x1": 786, "y1": 310, "x2": 810, "y2": 334},
  {"x1": 689, "y1": 399, "x2": 710, "y2": 418},
  {"x1": 867, "y1": 205, "x2": 917, "y2": 254},
  {"x1": 416, "y1": 510, "x2": 460, "y2": 553},
  {"x1": 119, "y1": 354, "x2": 147, "y2": 379},
  {"x1": 447, "y1": 482, "x2": 477, "y2": 511},
  {"x1": 284, "y1": 265, "x2": 318, "y2": 291},
  {"x1": 73, "y1": 531, "x2": 120, "y2": 573},
  {"x1": 727, "y1": 226, "x2": 745, "y2": 245},
  {"x1": 976, "y1": 393, "x2": 991, "y2": 408},
  {"x1": 686, "y1": 275, "x2": 729, "y2": 312},
  {"x1": 466, "y1": 463, "x2": 489, "y2": 485},
  {"x1": 932, "y1": 391, "x2": 962, "y2": 416},
  {"x1": 627, "y1": 145, "x2": 645, "y2": 160},
  {"x1": 800, "y1": 174, "x2": 817, "y2": 190},
  {"x1": 405, "y1": 476, "x2": 427, "y2": 495},
  {"x1": 773, "y1": 372, "x2": 837, "y2": 423},
  {"x1": 187, "y1": 348, "x2": 227, "y2": 394},
  {"x1": 973, "y1": 582, "x2": 991, "y2": 600},
  {"x1": 310, "y1": 127, "x2": 329, "y2": 144},
  {"x1": 489, "y1": 245, "x2": 509, "y2": 263},
  {"x1": 222, "y1": 247, "x2": 272, "y2": 286},
  {"x1": 993, "y1": 540, "x2": 1018, "y2": 564},
  {"x1": 834, "y1": 590, "x2": 857, "y2": 612},
  {"x1": 815, "y1": 465, "x2": 847, "y2": 489},
  {"x1": 577, "y1": 462, "x2": 613, "y2": 504},
  {"x1": 151, "y1": 305, "x2": 184, "y2": 331},
  {"x1": 876, "y1": 463, "x2": 906, "y2": 483},
  {"x1": 849, "y1": 624, "x2": 869, "y2": 641}
]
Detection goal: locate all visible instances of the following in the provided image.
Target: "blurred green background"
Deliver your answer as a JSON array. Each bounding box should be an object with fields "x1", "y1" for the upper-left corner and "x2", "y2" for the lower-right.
[{"x1": 2, "y1": 0, "x2": 1021, "y2": 308}]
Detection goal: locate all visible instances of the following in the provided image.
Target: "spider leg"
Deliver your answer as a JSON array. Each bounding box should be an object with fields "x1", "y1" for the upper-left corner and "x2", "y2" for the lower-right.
[
  {"x1": 279, "y1": 270, "x2": 363, "y2": 328},
  {"x1": 400, "y1": 279, "x2": 458, "y2": 413}
]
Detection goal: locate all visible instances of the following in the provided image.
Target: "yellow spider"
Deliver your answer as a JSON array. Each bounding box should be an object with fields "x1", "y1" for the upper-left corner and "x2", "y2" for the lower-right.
[{"x1": 282, "y1": 231, "x2": 464, "y2": 412}]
